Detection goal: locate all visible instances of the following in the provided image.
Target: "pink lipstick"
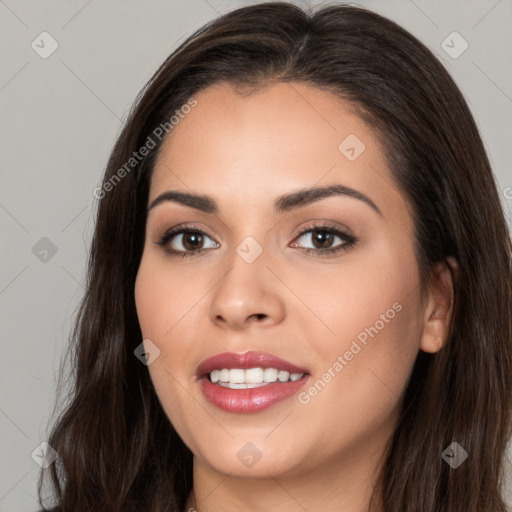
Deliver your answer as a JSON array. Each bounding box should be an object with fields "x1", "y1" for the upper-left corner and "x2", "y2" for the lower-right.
[{"x1": 196, "y1": 351, "x2": 310, "y2": 413}]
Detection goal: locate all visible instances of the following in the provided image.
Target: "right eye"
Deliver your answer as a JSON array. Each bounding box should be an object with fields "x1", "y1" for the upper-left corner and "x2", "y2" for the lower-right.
[{"x1": 156, "y1": 226, "x2": 219, "y2": 257}]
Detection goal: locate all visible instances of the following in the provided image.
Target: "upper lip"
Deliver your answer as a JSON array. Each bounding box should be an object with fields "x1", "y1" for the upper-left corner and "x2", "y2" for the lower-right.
[{"x1": 196, "y1": 351, "x2": 309, "y2": 377}]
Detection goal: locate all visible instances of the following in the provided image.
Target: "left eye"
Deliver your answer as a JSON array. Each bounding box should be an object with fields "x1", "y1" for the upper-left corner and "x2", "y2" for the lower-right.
[{"x1": 291, "y1": 227, "x2": 354, "y2": 252}]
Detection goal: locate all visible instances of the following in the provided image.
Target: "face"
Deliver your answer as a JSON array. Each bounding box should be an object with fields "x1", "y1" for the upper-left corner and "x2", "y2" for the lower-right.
[{"x1": 134, "y1": 81, "x2": 434, "y2": 481}]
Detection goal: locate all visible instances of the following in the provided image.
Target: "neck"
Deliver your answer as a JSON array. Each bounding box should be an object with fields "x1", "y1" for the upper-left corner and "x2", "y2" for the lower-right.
[{"x1": 183, "y1": 433, "x2": 389, "y2": 512}]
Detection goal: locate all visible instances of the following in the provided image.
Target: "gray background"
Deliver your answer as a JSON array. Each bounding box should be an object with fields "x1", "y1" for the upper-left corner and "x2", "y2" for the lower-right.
[{"x1": 1, "y1": 1, "x2": 511, "y2": 510}]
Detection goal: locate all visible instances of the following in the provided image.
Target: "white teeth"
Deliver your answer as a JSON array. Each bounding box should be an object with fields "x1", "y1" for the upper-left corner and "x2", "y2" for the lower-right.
[
  {"x1": 263, "y1": 368, "x2": 278, "y2": 382},
  {"x1": 245, "y1": 367, "x2": 264, "y2": 383},
  {"x1": 277, "y1": 370, "x2": 290, "y2": 382},
  {"x1": 217, "y1": 382, "x2": 270, "y2": 389},
  {"x1": 208, "y1": 367, "x2": 304, "y2": 387},
  {"x1": 229, "y1": 369, "x2": 245, "y2": 384}
]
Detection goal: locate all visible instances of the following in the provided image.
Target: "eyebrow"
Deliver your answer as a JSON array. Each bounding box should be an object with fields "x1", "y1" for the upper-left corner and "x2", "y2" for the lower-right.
[{"x1": 147, "y1": 184, "x2": 382, "y2": 216}]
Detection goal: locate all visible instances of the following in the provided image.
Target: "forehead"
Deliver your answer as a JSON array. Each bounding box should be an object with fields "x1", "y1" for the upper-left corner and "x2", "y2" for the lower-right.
[{"x1": 149, "y1": 81, "x2": 403, "y2": 219}]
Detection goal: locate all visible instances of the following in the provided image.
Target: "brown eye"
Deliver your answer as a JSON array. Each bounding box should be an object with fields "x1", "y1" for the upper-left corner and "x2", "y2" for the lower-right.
[
  {"x1": 180, "y1": 232, "x2": 204, "y2": 251},
  {"x1": 168, "y1": 230, "x2": 217, "y2": 253},
  {"x1": 156, "y1": 227, "x2": 219, "y2": 257},
  {"x1": 310, "y1": 230, "x2": 335, "y2": 249},
  {"x1": 290, "y1": 223, "x2": 357, "y2": 257}
]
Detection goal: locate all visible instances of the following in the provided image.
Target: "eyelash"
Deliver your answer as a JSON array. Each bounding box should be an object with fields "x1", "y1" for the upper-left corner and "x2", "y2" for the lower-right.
[{"x1": 155, "y1": 222, "x2": 357, "y2": 259}]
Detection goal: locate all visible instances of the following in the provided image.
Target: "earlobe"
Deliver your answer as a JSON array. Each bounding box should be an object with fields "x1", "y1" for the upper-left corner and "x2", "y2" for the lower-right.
[{"x1": 419, "y1": 257, "x2": 458, "y2": 354}]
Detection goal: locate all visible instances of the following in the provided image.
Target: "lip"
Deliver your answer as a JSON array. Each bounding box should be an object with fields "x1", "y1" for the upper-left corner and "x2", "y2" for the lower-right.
[
  {"x1": 200, "y1": 376, "x2": 310, "y2": 413},
  {"x1": 196, "y1": 351, "x2": 309, "y2": 377},
  {"x1": 196, "y1": 351, "x2": 310, "y2": 413}
]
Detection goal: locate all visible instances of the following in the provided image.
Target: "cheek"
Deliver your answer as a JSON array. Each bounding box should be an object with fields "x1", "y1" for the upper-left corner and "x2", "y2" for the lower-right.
[
  {"x1": 134, "y1": 253, "x2": 211, "y2": 404},
  {"x1": 296, "y1": 242, "x2": 422, "y2": 432},
  {"x1": 291, "y1": 234, "x2": 421, "y2": 355},
  {"x1": 134, "y1": 254, "x2": 208, "y2": 341},
  {"x1": 290, "y1": 295, "x2": 422, "y2": 467},
  {"x1": 134, "y1": 260, "x2": 203, "y2": 447},
  {"x1": 302, "y1": 305, "x2": 420, "y2": 443}
]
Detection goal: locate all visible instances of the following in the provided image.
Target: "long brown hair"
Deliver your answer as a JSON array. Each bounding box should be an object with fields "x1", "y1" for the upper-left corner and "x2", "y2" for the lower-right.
[{"x1": 39, "y1": 3, "x2": 512, "y2": 511}]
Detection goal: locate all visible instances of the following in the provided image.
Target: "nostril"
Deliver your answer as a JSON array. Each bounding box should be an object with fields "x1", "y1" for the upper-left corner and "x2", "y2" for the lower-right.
[{"x1": 248, "y1": 313, "x2": 267, "y2": 321}]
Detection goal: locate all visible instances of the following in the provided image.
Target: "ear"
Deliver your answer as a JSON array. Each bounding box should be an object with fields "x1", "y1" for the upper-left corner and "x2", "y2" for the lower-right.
[{"x1": 419, "y1": 257, "x2": 458, "y2": 354}]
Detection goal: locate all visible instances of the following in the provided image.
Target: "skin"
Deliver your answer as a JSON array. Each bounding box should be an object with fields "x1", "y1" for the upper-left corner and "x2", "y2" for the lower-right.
[{"x1": 134, "y1": 81, "x2": 454, "y2": 512}]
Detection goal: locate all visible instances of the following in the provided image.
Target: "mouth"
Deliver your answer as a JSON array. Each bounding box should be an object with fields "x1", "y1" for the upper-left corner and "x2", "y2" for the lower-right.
[
  {"x1": 208, "y1": 367, "x2": 305, "y2": 389},
  {"x1": 196, "y1": 351, "x2": 310, "y2": 413}
]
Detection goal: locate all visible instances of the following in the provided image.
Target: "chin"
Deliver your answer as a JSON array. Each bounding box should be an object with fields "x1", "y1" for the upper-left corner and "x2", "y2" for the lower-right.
[{"x1": 190, "y1": 434, "x2": 311, "y2": 478}]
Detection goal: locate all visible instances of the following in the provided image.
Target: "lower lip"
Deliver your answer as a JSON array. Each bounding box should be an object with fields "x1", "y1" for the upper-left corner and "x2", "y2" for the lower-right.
[{"x1": 199, "y1": 376, "x2": 309, "y2": 413}]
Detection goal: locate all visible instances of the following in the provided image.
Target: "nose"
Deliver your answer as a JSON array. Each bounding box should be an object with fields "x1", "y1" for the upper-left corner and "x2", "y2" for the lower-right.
[{"x1": 208, "y1": 247, "x2": 286, "y2": 331}]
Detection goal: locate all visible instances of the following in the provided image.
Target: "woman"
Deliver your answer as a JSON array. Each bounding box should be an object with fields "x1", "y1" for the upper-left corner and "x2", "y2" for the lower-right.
[{"x1": 38, "y1": 3, "x2": 512, "y2": 511}]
